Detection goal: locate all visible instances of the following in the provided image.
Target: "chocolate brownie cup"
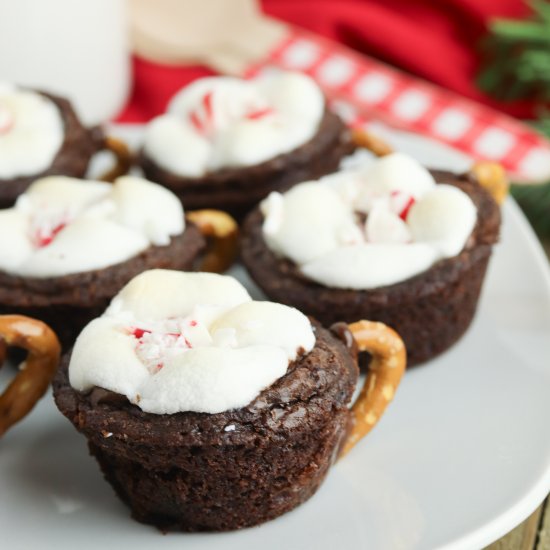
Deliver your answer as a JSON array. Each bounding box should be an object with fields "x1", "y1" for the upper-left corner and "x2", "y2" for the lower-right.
[
  {"x1": 53, "y1": 270, "x2": 406, "y2": 531},
  {"x1": 0, "y1": 176, "x2": 237, "y2": 346},
  {"x1": 241, "y1": 150, "x2": 504, "y2": 366},
  {"x1": 0, "y1": 83, "x2": 130, "y2": 208},
  {"x1": 139, "y1": 72, "x2": 352, "y2": 219}
]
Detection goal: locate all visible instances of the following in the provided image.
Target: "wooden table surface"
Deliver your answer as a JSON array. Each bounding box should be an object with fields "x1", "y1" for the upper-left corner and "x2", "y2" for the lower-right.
[
  {"x1": 486, "y1": 238, "x2": 550, "y2": 550},
  {"x1": 487, "y1": 499, "x2": 550, "y2": 550}
]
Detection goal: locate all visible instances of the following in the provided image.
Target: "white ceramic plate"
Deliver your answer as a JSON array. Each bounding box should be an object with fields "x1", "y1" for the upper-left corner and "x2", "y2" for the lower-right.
[{"x1": 1, "y1": 127, "x2": 549, "y2": 550}]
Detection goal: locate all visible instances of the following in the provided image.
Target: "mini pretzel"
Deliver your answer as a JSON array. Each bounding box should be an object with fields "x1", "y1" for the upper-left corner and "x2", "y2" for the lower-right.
[
  {"x1": 351, "y1": 128, "x2": 394, "y2": 157},
  {"x1": 469, "y1": 161, "x2": 509, "y2": 205},
  {"x1": 340, "y1": 320, "x2": 406, "y2": 457},
  {"x1": 99, "y1": 136, "x2": 132, "y2": 182},
  {"x1": 0, "y1": 315, "x2": 60, "y2": 438},
  {"x1": 186, "y1": 209, "x2": 239, "y2": 273}
]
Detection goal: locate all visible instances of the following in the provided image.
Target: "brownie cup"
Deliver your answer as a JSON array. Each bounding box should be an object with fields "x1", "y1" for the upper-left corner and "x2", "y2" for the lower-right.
[
  {"x1": 0, "y1": 176, "x2": 238, "y2": 346},
  {"x1": 241, "y1": 151, "x2": 503, "y2": 366},
  {"x1": 0, "y1": 84, "x2": 130, "y2": 208},
  {"x1": 139, "y1": 72, "x2": 352, "y2": 219},
  {"x1": 53, "y1": 270, "x2": 406, "y2": 531}
]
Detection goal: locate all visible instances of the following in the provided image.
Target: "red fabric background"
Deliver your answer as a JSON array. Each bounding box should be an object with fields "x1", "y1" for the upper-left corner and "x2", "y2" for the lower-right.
[{"x1": 117, "y1": 0, "x2": 532, "y2": 123}]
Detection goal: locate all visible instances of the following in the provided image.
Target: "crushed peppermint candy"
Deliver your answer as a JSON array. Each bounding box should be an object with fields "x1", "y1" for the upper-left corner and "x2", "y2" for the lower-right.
[
  {"x1": 34, "y1": 221, "x2": 67, "y2": 247},
  {"x1": 245, "y1": 107, "x2": 274, "y2": 120},
  {"x1": 189, "y1": 91, "x2": 214, "y2": 134},
  {"x1": 126, "y1": 310, "x2": 259, "y2": 373},
  {"x1": 29, "y1": 210, "x2": 70, "y2": 248},
  {"x1": 365, "y1": 199, "x2": 412, "y2": 244},
  {"x1": 131, "y1": 328, "x2": 190, "y2": 372},
  {"x1": 188, "y1": 90, "x2": 275, "y2": 137},
  {"x1": 131, "y1": 327, "x2": 150, "y2": 339},
  {"x1": 128, "y1": 317, "x2": 213, "y2": 373},
  {"x1": 333, "y1": 191, "x2": 417, "y2": 246},
  {"x1": 0, "y1": 103, "x2": 14, "y2": 135},
  {"x1": 390, "y1": 190, "x2": 416, "y2": 221},
  {"x1": 0, "y1": 103, "x2": 15, "y2": 136}
]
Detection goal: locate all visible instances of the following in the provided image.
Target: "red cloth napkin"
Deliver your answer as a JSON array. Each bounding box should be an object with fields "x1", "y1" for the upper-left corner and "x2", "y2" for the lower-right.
[{"x1": 117, "y1": 0, "x2": 532, "y2": 123}]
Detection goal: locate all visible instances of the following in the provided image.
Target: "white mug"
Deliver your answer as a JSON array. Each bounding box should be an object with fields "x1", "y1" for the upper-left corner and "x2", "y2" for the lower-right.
[{"x1": 0, "y1": 0, "x2": 131, "y2": 125}]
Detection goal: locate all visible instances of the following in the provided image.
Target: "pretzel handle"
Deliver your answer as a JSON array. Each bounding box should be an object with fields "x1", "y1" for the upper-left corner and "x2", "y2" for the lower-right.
[
  {"x1": 186, "y1": 209, "x2": 239, "y2": 273},
  {"x1": 98, "y1": 136, "x2": 132, "y2": 183},
  {"x1": 468, "y1": 161, "x2": 509, "y2": 205},
  {"x1": 0, "y1": 315, "x2": 61, "y2": 438},
  {"x1": 340, "y1": 320, "x2": 406, "y2": 457},
  {"x1": 351, "y1": 128, "x2": 394, "y2": 157}
]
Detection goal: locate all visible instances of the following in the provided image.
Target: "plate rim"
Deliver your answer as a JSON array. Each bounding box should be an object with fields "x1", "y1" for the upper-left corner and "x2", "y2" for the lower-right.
[{"x1": 436, "y1": 199, "x2": 550, "y2": 550}]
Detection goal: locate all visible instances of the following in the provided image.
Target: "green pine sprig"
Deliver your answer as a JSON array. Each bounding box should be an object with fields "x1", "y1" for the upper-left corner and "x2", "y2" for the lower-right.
[
  {"x1": 511, "y1": 181, "x2": 550, "y2": 236},
  {"x1": 477, "y1": 0, "x2": 550, "y2": 104},
  {"x1": 478, "y1": 0, "x2": 550, "y2": 237}
]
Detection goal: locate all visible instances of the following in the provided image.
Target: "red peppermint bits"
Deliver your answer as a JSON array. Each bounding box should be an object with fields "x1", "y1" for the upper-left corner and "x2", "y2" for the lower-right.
[
  {"x1": 399, "y1": 197, "x2": 415, "y2": 221},
  {"x1": 188, "y1": 89, "x2": 275, "y2": 135},
  {"x1": 130, "y1": 323, "x2": 197, "y2": 372},
  {"x1": 245, "y1": 107, "x2": 274, "y2": 120},
  {"x1": 131, "y1": 327, "x2": 193, "y2": 348},
  {"x1": 0, "y1": 104, "x2": 14, "y2": 135},
  {"x1": 202, "y1": 91, "x2": 214, "y2": 119},
  {"x1": 188, "y1": 91, "x2": 214, "y2": 134},
  {"x1": 131, "y1": 327, "x2": 151, "y2": 339},
  {"x1": 189, "y1": 320, "x2": 197, "y2": 327},
  {"x1": 169, "y1": 333, "x2": 193, "y2": 348},
  {"x1": 35, "y1": 222, "x2": 67, "y2": 247},
  {"x1": 390, "y1": 191, "x2": 416, "y2": 221},
  {"x1": 189, "y1": 111, "x2": 204, "y2": 133}
]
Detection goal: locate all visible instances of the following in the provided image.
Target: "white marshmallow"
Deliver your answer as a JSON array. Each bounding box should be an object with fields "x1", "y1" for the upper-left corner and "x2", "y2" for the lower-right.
[
  {"x1": 0, "y1": 176, "x2": 185, "y2": 278},
  {"x1": 262, "y1": 154, "x2": 478, "y2": 290},
  {"x1": 407, "y1": 184, "x2": 477, "y2": 257},
  {"x1": 0, "y1": 85, "x2": 64, "y2": 179},
  {"x1": 106, "y1": 270, "x2": 252, "y2": 321},
  {"x1": 143, "y1": 72, "x2": 325, "y2": 177},
  {"x1": 301, "y1": 244, "x2": 437, "y2": 289},
  {"x1": 69, "y1": 271, "x2": 316, "y2": 414},
  {"x1": 262, "y1": 183, "x2": 352, "y2": 264}
]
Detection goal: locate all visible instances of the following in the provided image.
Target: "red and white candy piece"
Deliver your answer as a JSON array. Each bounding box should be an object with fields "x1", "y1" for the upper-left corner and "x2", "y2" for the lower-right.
[
  {"x1": 131, "y1": 327, "x2": 191, "y2": 372},
  {"x1": 0, "y1": 102, "x2": 14, "y2": 135},
  {"x1": 188, "y1": 90, "x2": 274, "y2": 135},
  {"x1": 389, "y1": 190, "x2": 416, "y2": 221},
  {"x1": 34, "y1": 221, "x2": 67, "y2": 247},
  {"x1": 189, "y1": 91, "x2": 215, "y2": 134},
  {"x1": 129, "y1": 317, "x2": 212, "y2": 372},
  {"x1": 245, "y1": 106, "x2": 274, "y2": 120},
  {"x1": 131, "y1": 326, "x2": 192, "y2": 346},
  {"x1": 30, "y1": 210, "x2": 70, "y2": 248},
  {"x1": 365, "y1": 200, "x2": 412, "y2": 244}
]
